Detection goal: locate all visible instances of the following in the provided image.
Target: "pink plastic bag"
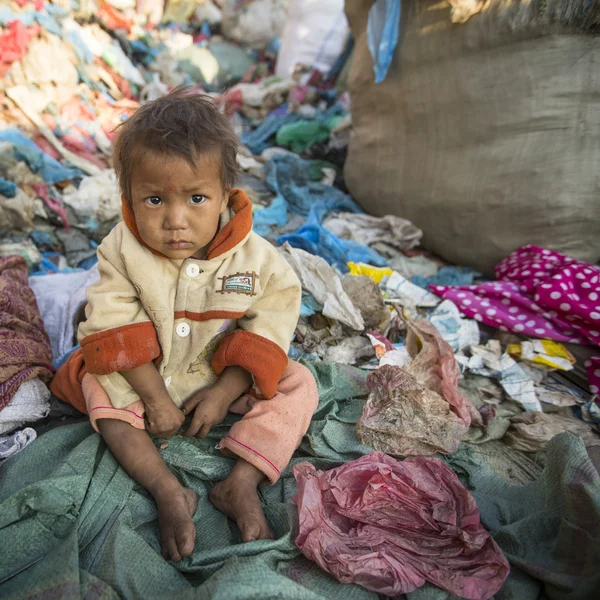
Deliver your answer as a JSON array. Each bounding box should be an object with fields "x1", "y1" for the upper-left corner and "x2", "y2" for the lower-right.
[{"x1": 293, "y1": 452, "x2": 509, "y2": 599}]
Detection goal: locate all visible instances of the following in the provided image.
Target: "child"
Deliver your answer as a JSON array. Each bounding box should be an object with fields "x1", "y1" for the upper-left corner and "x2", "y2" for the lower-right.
[{"x1": 51, "y1": 90, "x2": 319, "y2": 562}]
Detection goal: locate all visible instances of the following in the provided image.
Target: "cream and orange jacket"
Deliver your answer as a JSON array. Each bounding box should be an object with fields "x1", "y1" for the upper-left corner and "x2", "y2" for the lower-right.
[{"x1": 78, "y1": 189, "x2": 301, "y2": 409}]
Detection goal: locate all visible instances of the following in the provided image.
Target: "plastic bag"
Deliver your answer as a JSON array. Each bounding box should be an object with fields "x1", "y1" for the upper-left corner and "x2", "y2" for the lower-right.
[
  {"x1": 275, "y1": 0, "x2": 349, "y2": 77},
  {"x1": 367, "y1": 0, "x2": 401, "y2": 83},
  {"x1": 293, "y1": 451, "x2": 509, "y2": 598},
  {"x1": 358, "y1": 319, "x2": 478, "y2": 455}
]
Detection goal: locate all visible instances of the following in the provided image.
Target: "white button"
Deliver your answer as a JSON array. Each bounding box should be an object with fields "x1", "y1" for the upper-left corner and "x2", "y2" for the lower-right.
[
  {"x1": 186, "y1": 264, "x2": 200, "y2": 278},
  {"x1": 176, "y1": 323, "x2": 190, "y2": 337},
  {"x1": 164, "y1": 376, "x2": 172, "y2": 387}
]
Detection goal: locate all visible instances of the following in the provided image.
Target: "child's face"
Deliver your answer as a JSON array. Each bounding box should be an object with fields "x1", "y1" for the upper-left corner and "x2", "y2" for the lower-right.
[{"x1": 130, "y1": 150, "x2": 229, "y2": 260}]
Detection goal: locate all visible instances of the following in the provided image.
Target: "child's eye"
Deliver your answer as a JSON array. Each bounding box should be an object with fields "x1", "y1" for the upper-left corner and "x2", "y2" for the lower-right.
[
  {"x1": 190, "y1": 195, "x2": 206, "y2": 205},
  {"x1": 145, "y1": 196, "x2": 162, "y2": 206}
]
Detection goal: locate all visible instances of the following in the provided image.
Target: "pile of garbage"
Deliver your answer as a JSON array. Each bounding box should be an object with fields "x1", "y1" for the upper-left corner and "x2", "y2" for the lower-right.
[
  {"x1": 1, "y1": 1, "x2": 599, "y2": 597},
  {"x1": 1, "y1": 0, "x2": 598, "y2": 464}
]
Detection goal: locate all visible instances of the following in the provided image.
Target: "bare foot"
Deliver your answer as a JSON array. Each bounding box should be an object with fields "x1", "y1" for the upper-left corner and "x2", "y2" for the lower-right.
[
  {"x1": 209, "y1": 459, "x2": 274, "y2": 542},
  {"x1": 155, "y1": 485, "x2": 198, "y2": 561}
]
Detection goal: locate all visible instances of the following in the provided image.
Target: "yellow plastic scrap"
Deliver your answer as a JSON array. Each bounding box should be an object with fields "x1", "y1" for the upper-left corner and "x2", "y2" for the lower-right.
[
  {"x1": 347, "y1": 262, "x2": 393, "y2": 284},
  {"x1": 507, "y1": 339, "x2": 576, "y2": 371}
]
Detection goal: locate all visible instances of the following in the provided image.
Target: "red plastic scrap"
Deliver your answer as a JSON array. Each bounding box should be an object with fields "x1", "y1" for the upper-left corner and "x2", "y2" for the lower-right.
[
  {"x1": 293, "y1": 452, "x2": 509, "y2": 599},
  {"x1": 0, "y1": 21, "x2": 39, "y2": 77}
]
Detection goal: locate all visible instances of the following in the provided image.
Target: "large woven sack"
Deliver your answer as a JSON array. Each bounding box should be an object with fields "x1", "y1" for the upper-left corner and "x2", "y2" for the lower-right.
[{"x1": 344, "y1": 0, "x2": 600, "y2": 276}]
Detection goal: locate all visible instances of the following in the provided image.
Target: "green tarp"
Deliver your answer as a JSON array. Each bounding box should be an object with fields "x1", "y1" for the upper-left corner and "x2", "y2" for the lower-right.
[{"x1": 0, "y1": 361, "x2": 599, "y2": 599}]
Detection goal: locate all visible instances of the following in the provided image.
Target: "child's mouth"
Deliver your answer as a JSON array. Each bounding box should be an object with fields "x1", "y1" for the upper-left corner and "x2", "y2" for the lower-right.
[{"x1": 167, "y1": 241, "x2": 193, "y2": 249}]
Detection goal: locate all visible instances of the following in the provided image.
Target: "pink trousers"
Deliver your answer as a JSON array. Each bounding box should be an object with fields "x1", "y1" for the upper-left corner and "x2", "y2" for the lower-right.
[{"x1": 84, "y1": 361, "x2": 319, "y2": 483}]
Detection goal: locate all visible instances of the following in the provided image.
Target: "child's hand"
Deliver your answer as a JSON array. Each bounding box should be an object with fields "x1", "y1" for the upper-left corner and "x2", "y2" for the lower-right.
[
  {"x1": 182, "y1": 387, "x2": 232, "y2": 438},
  {"x1": 145, "y1": 400, "x2": 185, "y2": 438}
]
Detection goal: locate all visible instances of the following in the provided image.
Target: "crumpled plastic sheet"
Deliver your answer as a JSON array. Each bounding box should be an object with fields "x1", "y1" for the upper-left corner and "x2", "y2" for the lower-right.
[
  {"x1": 461, "y1": 340, "x2": 542, "y2": 412},
  {"x1": 292, "y1": 451, "x2": 509, "y2": 599},
  {"x1": 323, "y1": 211, "x2": 422, "y2": 253},
  {"x1": 265, "y1": 152, "x2": 349, "y2": 216},
  {"x1": 504, "y1": 411, "x2": 600, "y2": 452},
  {"x1": 280, "y1": 243, "x2": 364, "y2": 330},
  {"x1": 367, "y1": 0, "x2": 401, "y2": 84},
  {"x1": 0, "y1": 128, "x2": 80, "y2": 185},
  {"x1": 358, "y1": 319, "x2": 478, "y2": 456}
]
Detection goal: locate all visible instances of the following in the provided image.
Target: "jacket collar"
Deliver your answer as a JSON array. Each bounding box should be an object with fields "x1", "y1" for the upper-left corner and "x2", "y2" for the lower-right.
[{"x1": 121, "y1": 188, "x2": 253, "y2": 260}]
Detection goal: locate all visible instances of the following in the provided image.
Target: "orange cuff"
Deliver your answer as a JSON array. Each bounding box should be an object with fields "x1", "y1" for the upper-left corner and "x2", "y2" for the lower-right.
[
  {"x1": 212, "y1": 330, "x2": 289, "y2": 399},
  {"x1": 50, "y1": 348, "x2": 88, "y2": 414},
  {"x1": 81, "y1": 321, "x2": 161, "y2": 375}
]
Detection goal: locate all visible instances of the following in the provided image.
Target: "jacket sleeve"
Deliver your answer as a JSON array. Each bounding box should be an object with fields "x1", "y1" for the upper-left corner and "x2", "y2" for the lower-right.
[
  {"x1": 211, "y1": 260, "x2": 301, "y2": 398},
  {"x1": 77, "y1": 236, "x2": 161, "y2": 409}
]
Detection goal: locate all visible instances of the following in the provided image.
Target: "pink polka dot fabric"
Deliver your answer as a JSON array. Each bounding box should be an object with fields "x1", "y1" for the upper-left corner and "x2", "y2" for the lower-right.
[{"x1": 431, "y1": 245, "x2": 600, "y2": 397}]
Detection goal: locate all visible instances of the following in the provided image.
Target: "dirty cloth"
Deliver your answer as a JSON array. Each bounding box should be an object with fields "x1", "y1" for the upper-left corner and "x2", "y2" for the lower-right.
[
  {"x1": 0, "y1": 129, "x2": 81, "y2": 185},
  {"x1": 0, "y1": 378, "x2": 51, "y2": 436},
  {"x1": 504, "y1": 411, "x2": 600, "y2": 452},
  {"x1": 433, "y1": 245, "x2": 600, "y2": 396},
  {"x1": 0, "y1": 255, "x2": 53, "y2": 410},
  {"x1": 357, "y1": 319, "x2": 476, "y2": 456},
  {"x1": 0, "y1": 366, "x2": 598, "y2": 600},
  {"x1": 323, "y1": 212, "x2": 422, "y2": 252},
  {"x1": 28, "y1": 265, "x2": 100, "y2": 361},
  {"x1": 293, "y1": 451, "x2": 509, "y2": 598},
  {"x1": 0, "y1": 426, "x2": 37, "y2": 460}
]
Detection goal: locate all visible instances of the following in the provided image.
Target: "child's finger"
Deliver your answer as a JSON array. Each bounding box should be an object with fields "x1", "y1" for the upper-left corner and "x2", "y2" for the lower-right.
[
  {"x1": 198, "y1": 422, "x2": 212, "y2": 438},
  {"x1": 184, "y1": 414, "x2": 204, "y2": 437},
  {"x1": 181, "y1": 395, "x2": 202, "y2": 416}
]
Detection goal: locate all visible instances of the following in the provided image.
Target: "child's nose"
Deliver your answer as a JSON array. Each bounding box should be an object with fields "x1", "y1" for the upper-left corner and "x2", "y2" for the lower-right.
[{"x1": 164, "y1": 205, "x2": 188, "y2": 230}]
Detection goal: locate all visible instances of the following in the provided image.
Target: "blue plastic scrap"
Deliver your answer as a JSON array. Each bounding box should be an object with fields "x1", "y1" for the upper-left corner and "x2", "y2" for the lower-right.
[
  {"x1": 0, "y1": 129, "x2": 81, "y2": 185},
  {"x1": 0, "y1": 177, "x2": 17, "y2": 198},
  {"x1": 252, "y1": 195, "x2": 288, "y2": 237},
  {"x1": 265, "y1": 153, "x2": 344, "y2": 216},
  {"x1": 367, "y1": 0, "x2": 401, "y2": 84},
  {"x1": 264, "y1": 153, "x2": 388, "y2": 271},
  {"x1": 300, "y1": 291, "x2": 323, "y2": 318},
  {"x1": 412, "y1": 266, "x2": 480, "y2": 289},
  {"x1": 278, "y1": 195, "x2": 388, "y2": 272}
]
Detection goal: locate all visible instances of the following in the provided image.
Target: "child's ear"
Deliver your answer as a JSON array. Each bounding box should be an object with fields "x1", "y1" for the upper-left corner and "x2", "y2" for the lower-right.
[{"x1": 220, "y1": 189, "x2": 230, "y2": 214}]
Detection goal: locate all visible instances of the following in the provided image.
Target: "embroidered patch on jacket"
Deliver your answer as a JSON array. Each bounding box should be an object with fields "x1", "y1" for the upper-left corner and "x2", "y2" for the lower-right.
[{"x1": 217, "y1": 272, "x2": 259, "y2": 296}]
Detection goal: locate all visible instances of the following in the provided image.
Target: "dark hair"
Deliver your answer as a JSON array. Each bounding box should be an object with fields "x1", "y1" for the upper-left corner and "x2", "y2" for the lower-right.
[{"x1": 113, "y1": 88, "x2": 240, "y2": 201}]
